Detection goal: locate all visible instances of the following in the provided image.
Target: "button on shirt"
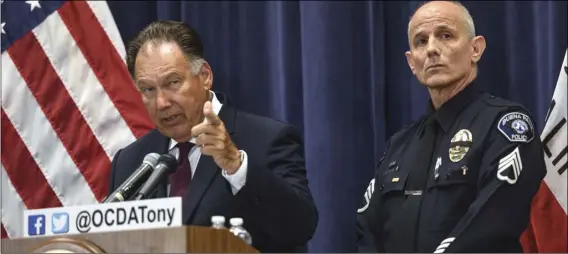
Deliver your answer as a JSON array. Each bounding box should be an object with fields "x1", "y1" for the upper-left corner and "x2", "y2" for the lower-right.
[{"x1": 166, "y1": 91, "x2": 248, "y2": 196}]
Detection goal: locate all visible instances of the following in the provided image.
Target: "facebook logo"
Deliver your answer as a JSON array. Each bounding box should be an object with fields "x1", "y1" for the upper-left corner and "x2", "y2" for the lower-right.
[
  {"x1": 51, "y1": 212, "x2": 69, "y2": 234},
  {"x1": 27, "y1": 215, "x2": 45, "y2": 236}
]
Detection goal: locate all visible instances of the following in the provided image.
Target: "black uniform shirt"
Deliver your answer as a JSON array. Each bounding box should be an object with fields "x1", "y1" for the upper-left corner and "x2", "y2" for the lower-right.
[{"x1": 356, "y1": 82, "x2": 547, "y2": 253}]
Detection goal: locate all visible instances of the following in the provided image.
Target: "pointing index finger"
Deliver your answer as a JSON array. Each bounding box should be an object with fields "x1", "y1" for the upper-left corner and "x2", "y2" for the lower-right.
[{"x1": 203, "y1": 101, "x2": 221, "y2": 125}]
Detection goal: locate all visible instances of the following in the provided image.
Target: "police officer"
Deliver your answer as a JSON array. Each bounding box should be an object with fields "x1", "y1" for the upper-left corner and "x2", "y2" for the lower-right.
[{"x1": 356, "y1": 1, "x2": 547, "y2": 253}]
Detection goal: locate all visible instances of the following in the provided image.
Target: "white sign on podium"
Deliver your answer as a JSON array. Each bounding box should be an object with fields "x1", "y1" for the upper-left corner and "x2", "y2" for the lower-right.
[{"x1": 22, "y1": 197, "x2": 182, "y2": 237}]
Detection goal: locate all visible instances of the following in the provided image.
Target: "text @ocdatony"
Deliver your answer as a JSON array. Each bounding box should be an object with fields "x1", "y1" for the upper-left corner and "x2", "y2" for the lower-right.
[{"x1": 75, "y1": 205, "x2": 176, "y2": 233}]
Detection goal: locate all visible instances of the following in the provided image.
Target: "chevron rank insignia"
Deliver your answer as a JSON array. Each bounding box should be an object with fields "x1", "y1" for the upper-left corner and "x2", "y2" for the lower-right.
[
  {"x1": 497, "y1": 147, "x2": 523, "y2": 185},
  {"x1": 357, "y1": 178, "x2": 375, "y2": 213},
  {"x1": 434, "y1": 237, "x2": 455, "y2": 253},
  {"x1": 497, "y1": 112, "x2": 535, "y2": 143}
]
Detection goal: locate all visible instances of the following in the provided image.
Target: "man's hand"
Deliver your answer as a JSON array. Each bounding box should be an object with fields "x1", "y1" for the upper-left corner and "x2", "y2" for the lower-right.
[{"x1": 191, "y1": 101, "x2": 241, "y2": 174}]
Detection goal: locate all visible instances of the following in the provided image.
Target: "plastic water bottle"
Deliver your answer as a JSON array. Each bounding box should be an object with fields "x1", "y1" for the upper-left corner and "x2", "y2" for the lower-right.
[
  {"x1": 229, "y1": 217, "x2": 252, "y2": 245},
  {"x1": 211, "y1": 215, "x2": 226, "y2": 229}
]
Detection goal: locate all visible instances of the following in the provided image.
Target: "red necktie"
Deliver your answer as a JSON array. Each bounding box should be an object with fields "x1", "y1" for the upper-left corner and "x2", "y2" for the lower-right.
[{"x1": 169, "y1": 142, "x2": 193, "y2": 197}]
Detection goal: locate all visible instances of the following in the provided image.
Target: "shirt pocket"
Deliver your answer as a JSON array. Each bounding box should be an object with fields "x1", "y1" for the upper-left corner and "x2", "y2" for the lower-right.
[
  {"x1": 430, "y1": 164, "x2": 475, "y2": 188},
  {"x1": 425, "y1": 163, "x2": 476, "y2": 231},
  {"x1": 379, "y1": 170, "x2": 409, "y2": 233},
  {"x1": 379, "y1": 171, "x2": 409, "y2": 196}
]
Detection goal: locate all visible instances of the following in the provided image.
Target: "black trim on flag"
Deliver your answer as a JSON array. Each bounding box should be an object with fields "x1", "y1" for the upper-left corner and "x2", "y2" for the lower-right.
[{"x1": 543, "y1": 118, "x2": 566, "y2": 157}]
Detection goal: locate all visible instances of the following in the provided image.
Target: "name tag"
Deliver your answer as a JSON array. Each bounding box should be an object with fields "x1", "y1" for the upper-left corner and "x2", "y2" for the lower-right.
[{"x1": 404, "y1": 190, "x2": 423, "y2": 196}]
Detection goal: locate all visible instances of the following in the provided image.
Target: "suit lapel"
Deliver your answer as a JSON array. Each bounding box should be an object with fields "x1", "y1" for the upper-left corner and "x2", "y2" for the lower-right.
[{"x1": 182, "y1": 99, "x2": 237, "y2": 223}]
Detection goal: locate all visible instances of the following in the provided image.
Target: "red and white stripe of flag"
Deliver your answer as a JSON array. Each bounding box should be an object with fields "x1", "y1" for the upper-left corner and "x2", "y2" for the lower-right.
[
  {"x1": 1, "y1": 1, "x2": 154, "y2": 238},
  {"x1": 521, "y1": 49, "x2": 567, "y2": 253}
]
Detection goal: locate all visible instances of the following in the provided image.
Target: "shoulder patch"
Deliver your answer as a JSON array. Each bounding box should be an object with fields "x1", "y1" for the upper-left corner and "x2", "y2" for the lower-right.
[
  {"x1": 497, "y1": 112, "x2": 535, "y2": 143},
  {"x1": 357, "y1": 178, "x2": 375, "y2": 213}
]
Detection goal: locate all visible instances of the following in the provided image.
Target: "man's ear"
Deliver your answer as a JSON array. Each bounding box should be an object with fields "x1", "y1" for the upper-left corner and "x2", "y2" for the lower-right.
[
  {"x1": 200, "y1": 61, "x2": 213, "y2": 90},
  {"x1": 471, "y1": 35, "x2": 486, "y2": 64},
  {"x1": 405, "y1": 51, "x2": 416, "y2": 75}
]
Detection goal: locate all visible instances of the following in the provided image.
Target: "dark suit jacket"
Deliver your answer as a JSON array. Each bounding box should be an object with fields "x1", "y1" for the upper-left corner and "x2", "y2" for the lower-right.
[{"x1": 107, "y1": 94, "x2": 318, "y2": 252}]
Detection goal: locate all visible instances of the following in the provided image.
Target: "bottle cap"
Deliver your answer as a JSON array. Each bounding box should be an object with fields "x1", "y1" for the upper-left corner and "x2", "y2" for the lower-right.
[
  {"x1": 211, "y1": 215, "x2": 225, "y2": 224},
  {"x1": 230, "y1": 217, "x2": 243, "y2": 226}
]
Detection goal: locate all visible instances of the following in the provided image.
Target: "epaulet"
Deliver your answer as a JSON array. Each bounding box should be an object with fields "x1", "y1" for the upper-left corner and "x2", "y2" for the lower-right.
[{"x1": 481, "y1": 94, "x2": 528, "y2": 111}]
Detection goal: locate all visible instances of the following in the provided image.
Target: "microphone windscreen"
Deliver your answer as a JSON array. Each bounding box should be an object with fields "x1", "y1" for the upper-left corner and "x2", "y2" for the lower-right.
[
  {"x1": 157, "y1": 153, "x2": 178, "y2": 173},
  {"x1": 143, "y1": 153, "x2": 160, "y2": 166}
]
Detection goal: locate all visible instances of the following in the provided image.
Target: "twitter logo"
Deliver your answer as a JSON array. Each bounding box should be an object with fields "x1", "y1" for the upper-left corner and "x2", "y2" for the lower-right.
[{"x1": 51, "y1": 212, "x2": 69, "y2": 234}]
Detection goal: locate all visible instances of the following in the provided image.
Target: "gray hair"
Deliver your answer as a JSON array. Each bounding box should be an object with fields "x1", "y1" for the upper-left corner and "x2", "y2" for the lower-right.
[
  {"x1": 407, "y1": 1, "x2": 476, "y2": 43},
  {"x1": 190, "y1": 58, "x2": 207, "y2": 76}
]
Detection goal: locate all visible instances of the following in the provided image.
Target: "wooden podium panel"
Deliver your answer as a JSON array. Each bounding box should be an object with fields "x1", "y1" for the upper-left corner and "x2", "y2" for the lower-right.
[{"x1": 1, "y1": 226, "x2": 258, "y2": 253}]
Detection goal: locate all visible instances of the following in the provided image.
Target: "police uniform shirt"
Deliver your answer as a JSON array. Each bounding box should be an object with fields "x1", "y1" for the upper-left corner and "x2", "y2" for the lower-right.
[{"x1": 356, "y1": 82, "x2": 547, "y2": 253}]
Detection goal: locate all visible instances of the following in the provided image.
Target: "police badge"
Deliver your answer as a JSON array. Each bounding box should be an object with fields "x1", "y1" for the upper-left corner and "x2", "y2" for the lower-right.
[
  {"x1": 497, "y1": 112, "x2": 535, "y2": 143},
  {"x1": 449, "y1": 129, "x2": 473, "y2": 162}
]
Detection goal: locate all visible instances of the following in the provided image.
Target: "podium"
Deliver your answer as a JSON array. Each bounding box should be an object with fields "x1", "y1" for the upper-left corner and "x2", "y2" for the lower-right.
[{"x1": 1, "y1": 226, "x2": 259, "y2": 253}]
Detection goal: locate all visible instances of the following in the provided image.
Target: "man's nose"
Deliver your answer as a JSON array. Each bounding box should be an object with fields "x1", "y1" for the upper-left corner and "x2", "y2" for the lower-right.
[
  {"x1": 426, "y1": 38, "x2": 441, "y2": 57},
  {"x1": 156, "y1": 89, "x2": 172, "y2": 110}
]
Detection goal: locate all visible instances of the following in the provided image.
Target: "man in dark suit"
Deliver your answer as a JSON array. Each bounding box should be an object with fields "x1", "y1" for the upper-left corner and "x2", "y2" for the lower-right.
[{"x1": 107, "y1": 20, "x2": 318, "y2": 252}]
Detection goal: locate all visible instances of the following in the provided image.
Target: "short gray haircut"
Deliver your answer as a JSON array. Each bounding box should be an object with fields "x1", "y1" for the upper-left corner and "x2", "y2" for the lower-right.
[
  {"x1": 190, "y1": 58, "x2": 207, "y2": 76},
  {"x1": 407, "y1": 1, "x2": 476, "y2": 43}
]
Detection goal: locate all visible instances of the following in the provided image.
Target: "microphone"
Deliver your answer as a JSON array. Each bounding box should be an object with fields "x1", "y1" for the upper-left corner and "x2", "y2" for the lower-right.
[
  {"x1": 103, "y1": 153, "x2": 160, "y2": 203},
  {"x1": 134, "y1": 153, "x2": 178, "y2": 200}
]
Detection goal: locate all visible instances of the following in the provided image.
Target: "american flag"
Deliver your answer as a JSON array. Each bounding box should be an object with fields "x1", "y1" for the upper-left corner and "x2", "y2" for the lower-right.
[{"x1": 1, "y1": 0, "x2": 154, "y2": 238}]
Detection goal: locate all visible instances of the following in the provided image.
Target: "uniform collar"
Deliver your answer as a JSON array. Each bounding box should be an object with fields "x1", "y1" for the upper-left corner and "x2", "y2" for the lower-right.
[
  {"x1": 428, "y1": 81, "x2": 483, "y2": 133},
  {"x1": 169, "y1": 90, "x2": 223, "y2": 150}
]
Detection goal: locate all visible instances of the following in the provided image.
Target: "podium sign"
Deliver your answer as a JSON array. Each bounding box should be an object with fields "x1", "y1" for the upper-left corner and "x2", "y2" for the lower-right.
[{"x1": 22, "y1": 197, "x2": 182, "y2": 237}]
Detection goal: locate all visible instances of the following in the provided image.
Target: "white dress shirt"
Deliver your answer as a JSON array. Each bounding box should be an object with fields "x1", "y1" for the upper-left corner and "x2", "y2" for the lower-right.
[{"x1": 167, "y1": 91, "x2": 248, "y2": 196}]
